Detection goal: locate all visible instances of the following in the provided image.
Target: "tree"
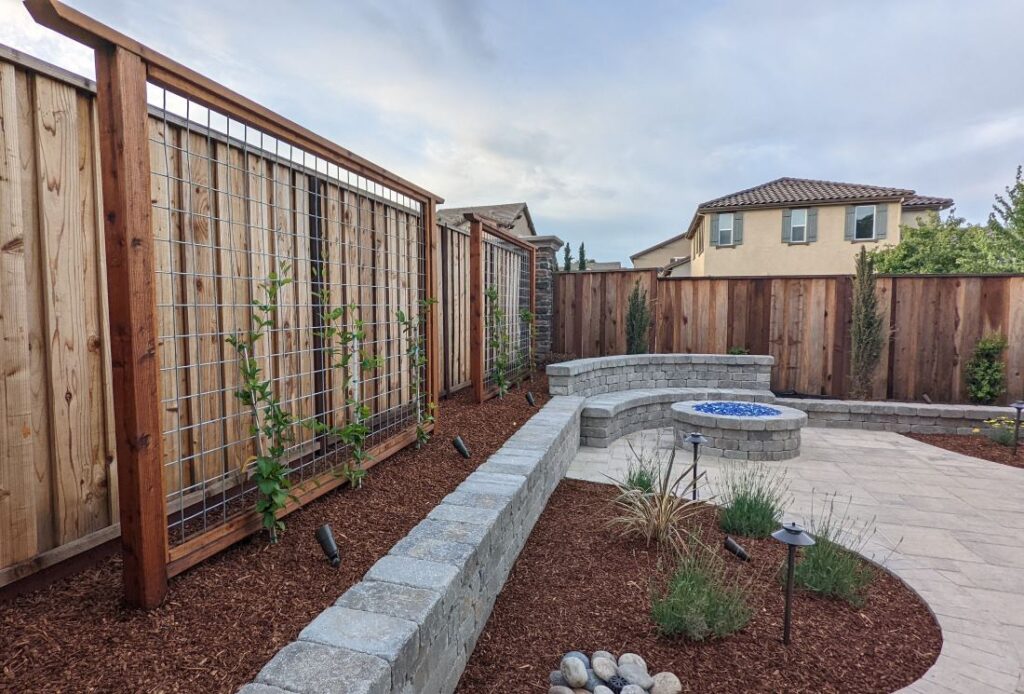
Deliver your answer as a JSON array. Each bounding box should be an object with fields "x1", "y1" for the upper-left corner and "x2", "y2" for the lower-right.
[
  {"x1": 625, "y1": 280, "x2": 652, "y2": 354},
  {"x1": 988, "y1": 164, "x2": 1024, "y2": 250},
  {"x1": 562, "y1": 243, "x2": 573, "y2": 272},
  {"x1": 578, "y1": 242, "x2": 588, "y2": 271},
  {"x1": 849, "y1": 248, "x2": 884, "y2": 400}
]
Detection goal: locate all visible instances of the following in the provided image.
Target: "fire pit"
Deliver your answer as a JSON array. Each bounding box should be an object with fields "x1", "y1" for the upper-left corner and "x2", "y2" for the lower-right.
[{"x1": 672, "y1": 400, "x2": 807, "y2": 461}]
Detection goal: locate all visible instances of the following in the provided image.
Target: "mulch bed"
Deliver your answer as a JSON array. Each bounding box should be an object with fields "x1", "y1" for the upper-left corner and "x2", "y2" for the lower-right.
[
  {"x1": 458, "y1": 479, "x2": 941, "y2": 694},
  {"x1": 907, "y1": 432, "x2": 1024, "y2": 470},
  {"x1": 0, "y1": 375, "x2": 549, "y2": 694}
]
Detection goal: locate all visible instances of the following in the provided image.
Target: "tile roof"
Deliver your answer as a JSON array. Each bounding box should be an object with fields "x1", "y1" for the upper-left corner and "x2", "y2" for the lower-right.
[
  {"x1": 699, "y1": 177, "x2": 919, "y2": 210},
  {"x1": 436, "y1": 202, "x2": 535, "y2": 235},
  {"x1": 903, "y1": 194, "x2": 954, "y2": 210}
]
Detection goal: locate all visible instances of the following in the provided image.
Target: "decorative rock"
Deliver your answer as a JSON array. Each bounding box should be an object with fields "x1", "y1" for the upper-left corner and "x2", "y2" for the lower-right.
[
  {"x1": 592, "y1": 656, "x2": 618, "y2": 682},
  {"x1": 549, "y1": 670, "x2": 569, "y2": 687},
  {"x1": 573, "y1": 689, "x2": 589, "y2": 694},
  {"x1": 617, "y1": 653, "x2": 647, "y2": 671},
  {"x1": 603, "y1": 675, "x2": 629, "y2": 693},
  {"x1": 594, "y1": 687, "x2": 614, "y2": 694},
  {"x1": 592, "y1": 650, "x2": 615, "y2": 664},
  {"x1": 560, "y1": 656, "x2": 588, "y2": 688},
  {"x1": 618, "y1": 663, "x2": 654, "y2": 689},
  {"x1": 584, "y1": 669, "x2": 602, "y2": 691},
  {"x1": 564, "y1": 650, "x2": 592, "y2": 669},
  {"x1": 549, "y1": 687, "x2": 574, "y2": 694},
  {"x1": 651, "y1": 671, "x2": 683, "y2": 694},
  {"x1": 621, "y1": 686, "x2": 647, "y2": 694}
]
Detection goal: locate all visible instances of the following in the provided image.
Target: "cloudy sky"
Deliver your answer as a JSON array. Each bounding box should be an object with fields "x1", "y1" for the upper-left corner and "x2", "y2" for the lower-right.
[{"x1": 3, "y1": 0, "x2": 1023, "y2": 262}]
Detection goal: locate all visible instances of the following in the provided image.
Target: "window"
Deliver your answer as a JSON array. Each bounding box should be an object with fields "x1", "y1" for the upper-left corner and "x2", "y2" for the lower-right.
[
  {"x1": 854, "y1": 205, "x2": 876, "y2": 240},
  {"x1": 718, "y1": 212, "x2": 734, "y2": 246},
  {"x1": 790, "y1": 208, "x2": 807, "y2": 243}
]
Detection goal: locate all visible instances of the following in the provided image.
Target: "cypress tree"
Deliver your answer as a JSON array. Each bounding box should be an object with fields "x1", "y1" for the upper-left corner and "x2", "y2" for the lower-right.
[{"x1": 849, "y1": 247, "x2": 884, "y2": 399}]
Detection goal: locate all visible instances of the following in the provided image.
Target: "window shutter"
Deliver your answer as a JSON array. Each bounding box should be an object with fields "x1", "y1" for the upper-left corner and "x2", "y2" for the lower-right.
[
  {"x1": 875, "y1": 204, "x2": 888, "y2": 239},
  {"x1": 710, "y1": 213, "x2": 720, "y2": 247},
  {"x1": 781, "y1": 209, "x2": 792, "y2": 243},
  {"x1": 733, "y1": 212, "x2": 744, "y2": 245},
  {"x1": 808, "y1": 208, "x2": 818, "y2": 242},
  {"x1": 844, "y1": 206, "x2": 855, "y2": 241}
]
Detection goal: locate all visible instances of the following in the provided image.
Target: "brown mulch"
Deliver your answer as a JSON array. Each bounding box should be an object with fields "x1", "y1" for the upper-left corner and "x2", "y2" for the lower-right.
[
  {"x1": 907, "y1": 432, "x2": 1024, "y2": 470},
  {"x1": 457, "y1": 479, "x2": 941, "y2": 694},
  {"x1": 0, "y1": 375, "x2": 549, "y2": 694}
]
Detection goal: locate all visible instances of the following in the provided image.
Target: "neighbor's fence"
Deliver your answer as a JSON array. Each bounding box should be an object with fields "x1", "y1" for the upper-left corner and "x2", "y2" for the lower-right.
[
  {"x1": 554, "y1": 270, "x2": 1024, "y2": 404},
  {"x1": 19, "y1": 0, "x2": 443, "y2": 608},
  {"x1": 439, "y1": 223, "x2": 471, "y2": 395}
]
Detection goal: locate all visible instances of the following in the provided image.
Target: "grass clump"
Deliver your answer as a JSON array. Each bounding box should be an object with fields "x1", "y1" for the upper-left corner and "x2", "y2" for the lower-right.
[
  {"x1": 607, "y1": 441, "x2": 704, "y2": 549},
  {"x1": 718, "y1": 461, "x2": 790, "y2": 538},
  {"x1": 652, "y1": 546, "x2": 752, "y2": 641},
  {"x1": 793, "y1": 493, "x2": 877, "y2": 607}
]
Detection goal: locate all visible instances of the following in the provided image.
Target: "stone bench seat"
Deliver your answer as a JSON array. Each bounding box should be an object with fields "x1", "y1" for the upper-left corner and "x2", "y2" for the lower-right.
[{"x1": 581, "y1": 387, "x2": 776, "y2": 447}]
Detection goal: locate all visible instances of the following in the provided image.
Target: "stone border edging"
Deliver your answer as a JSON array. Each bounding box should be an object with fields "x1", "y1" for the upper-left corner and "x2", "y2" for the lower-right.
[
  {"x1": 239, "y1": 395, "x2": 585, "y2": 694},
  {"x1": 777, "y1": 397, "x2": 1014, "y2": 435},
  {"x1": 547, "y1": 354, "x2": 773, "y2": 398}
]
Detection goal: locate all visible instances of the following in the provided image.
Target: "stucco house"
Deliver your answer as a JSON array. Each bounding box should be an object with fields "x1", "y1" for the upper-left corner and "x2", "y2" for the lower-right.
[
  {"x1": 631, "y1": 177, "x2": 953, "y2": 277},
  {"x1": 437, "y1": 202, "x2": 537, "y2": 237}
]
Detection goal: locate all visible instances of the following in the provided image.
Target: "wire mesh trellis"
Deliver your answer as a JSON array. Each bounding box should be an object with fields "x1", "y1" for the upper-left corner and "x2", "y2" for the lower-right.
[
  {"x1": 146, "y1": 84, "x2": 429, "y2": 547},
  {"x1": 482, "y1": 231, "x2": 534, "y2": 392}
]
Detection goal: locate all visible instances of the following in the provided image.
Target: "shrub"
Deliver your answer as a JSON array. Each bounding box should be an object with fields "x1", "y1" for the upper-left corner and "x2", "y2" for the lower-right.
[
  {"x1": 965, "y1": 333, "x2": 1008, "y2": 404},
  {"x1": 622, "y1": 450, "x2": 658, "y2": 493},
  {"x1": 718, "y1": 462, "x2": 790, "y2": 538},
  {"x1": 793, "y1": 493, "x2": 876, "y2": 606},
  {"x1": 607, "y1": 441, "x2": 704, "y2": 549},
  {"x1": 726, "y1": 346, "x2": 750, "y2": 355},
  {"x1": 652, "y1": 547, "x2": 752, "y2": 641},
  {"x1": 849, "y1": 247, "x2": 884, "y2": 399},
  {"x1": 625, "y1": 280, "x2": 652, "y2": 355},
  {"x1": 983, "y1": 416, "x2": 1018, "y2": 447}
]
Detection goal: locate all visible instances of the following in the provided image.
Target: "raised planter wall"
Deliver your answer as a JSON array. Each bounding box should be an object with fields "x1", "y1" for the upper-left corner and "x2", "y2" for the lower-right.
[
  {"x1": 547, "y1": 354, "x2": 774, "y2": 398},
  {"x1": 777, "y1": 398, "x2": 1014, "y2": 435},
  {"x1": 241, "y1": 395, "x2": 585, "y2": 694}
]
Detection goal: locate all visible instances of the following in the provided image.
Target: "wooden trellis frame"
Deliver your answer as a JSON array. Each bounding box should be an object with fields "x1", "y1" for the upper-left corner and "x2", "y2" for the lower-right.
[
  {"x1": 466, "y1": 213, "x2": 537, "y2": 403},
  {"x1": 26, "y1": 0, "x2": 443, "y2": 608}
]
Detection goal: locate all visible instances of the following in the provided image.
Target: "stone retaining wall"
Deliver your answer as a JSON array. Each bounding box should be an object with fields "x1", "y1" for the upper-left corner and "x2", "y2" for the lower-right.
[
  {"x1": 777, "y1": 398, "x2": 1013, "y2": 435},
  {"x1": 240, "y1": 396, "x2": 585, "y2": 694},
  {"x1": 547, "y1": 354, "x2": 774, "y2": 398},
  {"x1": 580, "y1": 387, "x2": 775, "y2": 447}
]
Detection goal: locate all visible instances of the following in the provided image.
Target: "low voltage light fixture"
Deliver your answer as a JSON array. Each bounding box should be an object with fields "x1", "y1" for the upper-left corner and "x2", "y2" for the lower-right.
[
  {"x1": 452, "y1": 435, "x2": 471, "y2": 459},
  {"x1": 315, "y1": 524, "x2": 341, "y2": 568},
  {"x1": 1011, "y1": 401, "x2": 1024, "y2": 456},
  {"x1": 683, "y1": 432, "x2": 707, "y2": 501},
  {"x1": 724, "y1": 536, "x2": 749, "y2": 562},
  {"x1": 772, "y1": 521, "x2": 815, "y2": 645},
  {"x1": 525, "y1": 391, "x2": 536, "y2": 407}
]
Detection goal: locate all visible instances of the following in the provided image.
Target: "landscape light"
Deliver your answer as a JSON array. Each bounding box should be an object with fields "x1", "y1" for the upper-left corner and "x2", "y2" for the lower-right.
[
  {"x1": 772, "y1": 521, "x2": 815, "y2": 645},
  {"x1": 683, "y1": 432, "x2": 707, "y2": 501},
  {"x1": 315, "y1": 524, "x2": 341, "y2": 568},
  {"x1": 1011, "y1": 401, "x2": 1024, "y2": 456},
  {"x1": 724, "y1": 536, "x2": 750, "y2": 562},
  {"x1": 452, "y1": 435, "x2": 471, "y2": 459},
  {"x1": 526, "y1": 391, "x2": 536, "y2": 407}
]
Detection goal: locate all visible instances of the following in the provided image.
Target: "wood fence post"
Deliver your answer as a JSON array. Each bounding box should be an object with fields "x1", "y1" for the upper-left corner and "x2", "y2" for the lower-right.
[
  {"x1": 423, "y1": 198, "x2": 441, "y2": 417},
  {"x1": 94, "y1": 44, "x2": 167, "y2": 608},
  {"x1": 469, "y1": 217, "x2": 485, "y2": 403},
  {"x1": 649, "y1": 269, "x2": 661, "y2": 352}
]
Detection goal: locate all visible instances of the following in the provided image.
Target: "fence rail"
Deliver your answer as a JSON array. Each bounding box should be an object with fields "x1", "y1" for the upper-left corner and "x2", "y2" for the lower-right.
[{"x1": 554, "y1": 270, "x2": 1024, "y2": 404}]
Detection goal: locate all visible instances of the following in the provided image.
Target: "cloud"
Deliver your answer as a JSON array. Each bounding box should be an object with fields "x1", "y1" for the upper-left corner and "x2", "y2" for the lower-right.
[{"x1": 2, "y1": 0, "x2": 1022, "y2": 262}]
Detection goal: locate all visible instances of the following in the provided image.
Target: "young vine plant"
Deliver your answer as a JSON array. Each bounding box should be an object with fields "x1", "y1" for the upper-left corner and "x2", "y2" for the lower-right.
[
  {"x1": 225, "y1": 264, "x2": 297, "y2": 543},
  {"x1": 486, "y1": 285, "x2": 512, "y2": 397},
  {"x1": 518, "y1": 308, "x2": 535, "y2": 380},
  {"x1": 396, "y1": 297, "x2": 437, "y2": 448}
]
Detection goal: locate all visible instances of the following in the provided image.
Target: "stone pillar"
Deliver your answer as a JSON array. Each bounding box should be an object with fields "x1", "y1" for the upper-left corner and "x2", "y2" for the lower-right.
[{"x1": 524, "y1": 235, "x2": 563, "y2": 361}]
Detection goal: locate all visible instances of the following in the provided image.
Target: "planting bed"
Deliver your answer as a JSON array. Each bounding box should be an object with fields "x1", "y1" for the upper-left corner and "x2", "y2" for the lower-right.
[
  {"x1": 458, "y1": 479, "x2": 941, "y2": 694},
  {"x1": 907, "y1": 432, "x2": 1024, "y2": 470},
  {"x1": 0, "y1": 374, "x2": 548, "y2": 694}
]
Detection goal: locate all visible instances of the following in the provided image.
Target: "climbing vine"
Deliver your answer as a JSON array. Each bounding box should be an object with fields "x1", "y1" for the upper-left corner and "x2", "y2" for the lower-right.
[
  {"x1": 226, "y1": 264, "x2": 296, "y2": 542},
  {"x1": 486, "y1": 285, "x2": 511, "y2": 397},
  {"x1": 519, "y1": 308, "x2": 536, "y2": 379},
  {"x1": 397, "y1": 297, "x2": 437, "y2": 447}
]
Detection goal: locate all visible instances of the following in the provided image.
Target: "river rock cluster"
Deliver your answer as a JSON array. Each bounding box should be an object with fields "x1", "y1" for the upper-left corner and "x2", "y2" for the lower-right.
[{"x1": 548, "y1": 651, "x2": 682, "y2": 694}]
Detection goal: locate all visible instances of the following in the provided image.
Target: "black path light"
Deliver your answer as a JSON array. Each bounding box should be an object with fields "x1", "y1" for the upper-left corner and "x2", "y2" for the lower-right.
[
  {"x1": 683, "y1": 432, "x2": 707, "y2": 501},
  {"x1": 772, "y1": 521, "x2": 815, "y2": 645},
  {"x1": 452, "y1": 435, "x2": 471, "y2": 459},
  {"x1": 315, "y1": 524, "x2": 341, "y2": 568},
  {"x1": 1011, "y1": 401, "x2": 1024, "y2": 456}
]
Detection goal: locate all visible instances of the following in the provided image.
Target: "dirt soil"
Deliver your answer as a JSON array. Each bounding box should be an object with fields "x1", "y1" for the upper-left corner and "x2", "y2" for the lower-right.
[
  {"x1": 0, "y1": 375, "x2": 549, "y2": 694},
  {"x1": 907, "y1": 432, "x2": 1024, "y2": 470},
  {"x1": 458, "y1": 479, "x2": 941, "y2": 694}
]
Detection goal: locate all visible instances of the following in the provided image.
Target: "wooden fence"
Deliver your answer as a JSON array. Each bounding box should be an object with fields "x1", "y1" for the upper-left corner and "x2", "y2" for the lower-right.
[{"x1": 554, "y1": 270, "x2": 1024, "y2": 404}]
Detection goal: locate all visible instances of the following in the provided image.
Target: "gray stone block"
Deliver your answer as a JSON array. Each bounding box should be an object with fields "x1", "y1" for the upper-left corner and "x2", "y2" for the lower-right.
[
  {"x1": 256, "y1": 641, "x2": 390, "y2": 694},
  {"x1": 365, "y1": 555, "x2": 459, "y2": 592},
  {"x1": 299, "y1": 606, "x2": 419, "y2": 667},
  {"x1": 335, "y1": 580, "x2": 442, "y2": 630}
]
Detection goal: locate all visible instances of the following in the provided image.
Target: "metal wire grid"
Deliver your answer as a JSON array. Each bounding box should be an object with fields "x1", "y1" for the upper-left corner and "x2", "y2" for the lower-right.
[
  {"x1": 482, "y1": 234, "x2": 533, "y2": 389},
  {"x1": 146, "y1": 84, "x2": 428, "y2": 546}
]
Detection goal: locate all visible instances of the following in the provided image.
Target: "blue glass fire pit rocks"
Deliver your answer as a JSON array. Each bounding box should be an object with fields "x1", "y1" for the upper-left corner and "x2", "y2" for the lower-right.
[{"x1": 694, "y1": 401, "x2": 782, "y2": 417}]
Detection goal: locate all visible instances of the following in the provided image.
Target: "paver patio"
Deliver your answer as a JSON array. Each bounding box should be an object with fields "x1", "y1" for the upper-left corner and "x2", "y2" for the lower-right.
[{"x1": 568, "y1": 427, "x2": 1024, "y2": 693}]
